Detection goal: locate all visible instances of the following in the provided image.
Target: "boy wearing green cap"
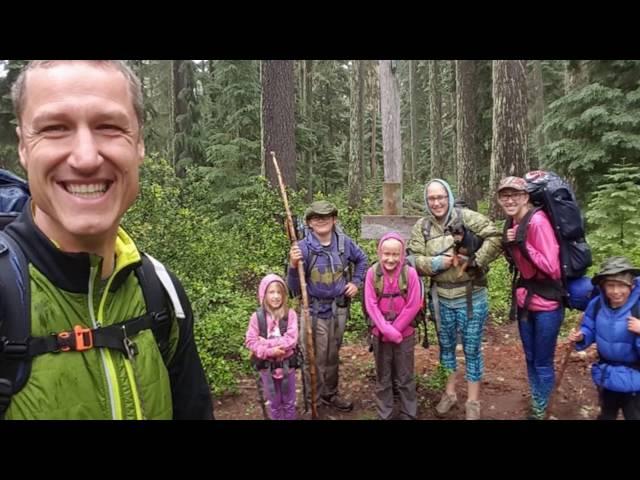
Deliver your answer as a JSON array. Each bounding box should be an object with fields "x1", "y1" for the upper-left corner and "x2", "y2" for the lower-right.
[{"x1": 288, "y1": 200, "x2": 368, "y2": 411}]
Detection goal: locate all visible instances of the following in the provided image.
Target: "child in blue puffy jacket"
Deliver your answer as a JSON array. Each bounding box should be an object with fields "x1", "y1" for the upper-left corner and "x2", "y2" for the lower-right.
[{"x1": 568, "y1": 256, "x2": 640, "y2": 420}]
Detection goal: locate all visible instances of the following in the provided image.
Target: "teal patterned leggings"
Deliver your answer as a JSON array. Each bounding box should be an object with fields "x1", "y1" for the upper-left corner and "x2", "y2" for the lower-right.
[{"x1": 433, "y1": 298, "x2": 488, "y2": 382}]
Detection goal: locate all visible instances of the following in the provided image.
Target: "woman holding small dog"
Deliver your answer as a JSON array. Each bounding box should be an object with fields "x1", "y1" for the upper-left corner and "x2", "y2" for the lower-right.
[{"x1": 407, "y1": 179, "x2": 502, "y2": 419}]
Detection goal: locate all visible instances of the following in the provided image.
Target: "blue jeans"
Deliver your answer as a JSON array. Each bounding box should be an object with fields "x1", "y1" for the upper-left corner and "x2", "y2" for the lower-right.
[{"x1": 517, "y1": 308, "x2": 564, "y2": 413}]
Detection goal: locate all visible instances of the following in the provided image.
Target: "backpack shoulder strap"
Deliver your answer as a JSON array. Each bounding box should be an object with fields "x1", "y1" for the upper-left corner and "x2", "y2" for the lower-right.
[
  {"x1": 373, "y1": 262, "x2": 384, "y2": 298},
  {"x1": 422, "y1": 217, "x2": 432, "y2": 243},
  {"x1": 336, "y1": 229, "x2": 350, "y2": 281},
  {"x1": 256, "y1": 308, "x2": 268, "y2": 338},
  {"x1": 633, "y1": 299, "x2": 640, "y2": 320},
  {"x1": 399, "y1": 264, "x2": 409, "y2": 299},
  {"x1": 336, "y1": 228, "x2": 346, "y2": 257},
  {"x1": 136, "y1": 254, "x2": 186, "y2": 361},
  {"x1": 515, "y1": 207, "x2": 540, "y2": 265},
  {"x1": 0, "y1": 231, "x2": 31, "y2": 417},
  {"x1": 279, "y1": 313, "x2": 288, "y2": 336}
]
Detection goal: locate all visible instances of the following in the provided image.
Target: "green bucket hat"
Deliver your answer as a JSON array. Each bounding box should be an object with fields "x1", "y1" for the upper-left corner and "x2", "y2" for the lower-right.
[
  {"x1": 304, "y1": 200, "x2": 338, "y2": 222},
  {"x1": 591, "y1": 256, "x2": 640, "y2": 286}
]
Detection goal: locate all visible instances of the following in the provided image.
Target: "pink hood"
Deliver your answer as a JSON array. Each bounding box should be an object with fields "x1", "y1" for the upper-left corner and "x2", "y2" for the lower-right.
[
  {"x1": 365, "y1": 231, "x2": 423, "y2": 342},
  {"x1": 377, "y1": 231, "x2": 406, "y2": 281},
  {"x1": 246, "y1": 273, "x2": 298, "y2": 362},
  {"x1": 258, "y1": 273, "x2": 287, "y2": 305}
]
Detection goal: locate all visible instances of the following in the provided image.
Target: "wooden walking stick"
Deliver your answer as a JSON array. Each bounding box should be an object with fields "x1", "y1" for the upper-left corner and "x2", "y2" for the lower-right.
[
  {"x1": 547, "y1": 339, "x2": 576, "y2": 419},
  {"x1": 271, "y1": 152, "x2": 318, "y2": 419}
]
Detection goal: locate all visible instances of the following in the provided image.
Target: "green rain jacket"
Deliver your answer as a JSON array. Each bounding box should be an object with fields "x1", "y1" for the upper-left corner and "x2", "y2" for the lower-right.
[
  {"x1": 2, "y1": 203, "x2": 213, "y2": 419},
  {"x1": 407, "y1": 179, "x2": 502, "y2": 300}
]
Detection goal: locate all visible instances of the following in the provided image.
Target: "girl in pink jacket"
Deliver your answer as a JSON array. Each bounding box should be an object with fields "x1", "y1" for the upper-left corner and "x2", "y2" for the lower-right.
[
  {"x1": 364, "y1": 232, "x2": 423, "y2": 419},
  {"x1": 245, "y1": 274, "x2": 299, "y2": 420}
]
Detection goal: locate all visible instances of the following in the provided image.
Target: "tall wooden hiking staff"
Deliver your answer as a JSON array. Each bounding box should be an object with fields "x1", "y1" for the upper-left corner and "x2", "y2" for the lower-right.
[{"x1": 271, "y1": 152, "x2": 318, "y2": 419}]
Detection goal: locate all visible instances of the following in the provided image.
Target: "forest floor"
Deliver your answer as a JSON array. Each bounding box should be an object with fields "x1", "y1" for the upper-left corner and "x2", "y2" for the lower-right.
[{"x1": 214, "y1": 320, "x2": 601, "y2": 420}]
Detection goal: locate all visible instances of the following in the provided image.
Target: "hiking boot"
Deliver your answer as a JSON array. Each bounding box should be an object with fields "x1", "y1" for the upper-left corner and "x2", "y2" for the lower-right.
[
  {"x1": 435, "y1": 392, "x2": 457, "y2": 415},
  {"x1": 526, "y1": 410, "x2": 546, "y2": 420},
  {"x1": 527, "y1": 402, "x2": 547, "y2": 420},
  {"x1": 465, "y1": 400, "x2": 481, "y2": 420},
  {"x1": 321, "y1": 395, "x2": 353, "y2": 412},
  {"x1": 526, "y1": 405, "x2": 546, "y2": 420}
]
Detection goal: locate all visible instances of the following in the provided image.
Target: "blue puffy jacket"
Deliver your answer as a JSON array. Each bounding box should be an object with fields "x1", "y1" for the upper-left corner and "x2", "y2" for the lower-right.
[{"x1": 576, "y1": 278, "x2": 640, "y2": 393}]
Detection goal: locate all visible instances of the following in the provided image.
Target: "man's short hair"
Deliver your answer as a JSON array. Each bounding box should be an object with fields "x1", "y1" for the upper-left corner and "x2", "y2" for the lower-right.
[{"x1": 11, "y1": 60, "x2": 144, "y2": 128}]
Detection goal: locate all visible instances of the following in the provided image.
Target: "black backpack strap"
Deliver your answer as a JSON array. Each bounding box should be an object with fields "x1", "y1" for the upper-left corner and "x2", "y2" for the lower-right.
[
  {"x1": 514, "y1": 207, "x2": 541, "y2": 268},
  {"x1": 0, "y1": 231, "x2": 31, "y2": 419},
  {"x1": 279, "y1": 315, "x2": 288, "y2": 336},
  {"x1": 256, "y1": 308, "x2": 267, "y2": 338},
  {"x1": 20, "y1": 310, "x2": 171, "y2": 358}
]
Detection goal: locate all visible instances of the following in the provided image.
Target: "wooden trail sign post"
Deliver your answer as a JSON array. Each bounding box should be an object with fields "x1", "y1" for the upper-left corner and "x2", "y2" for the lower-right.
[{"x1": 362, "y1": 60, "x2": 421, "y2": 241}]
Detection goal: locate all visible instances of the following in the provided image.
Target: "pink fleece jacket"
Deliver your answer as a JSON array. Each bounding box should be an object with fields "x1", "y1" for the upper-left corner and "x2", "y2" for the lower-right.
[
  {"x1": 245, "y1": 274, "x2": 299, "y2": 360},
  {"x1": 364, "y1": 232, "x2": 423, "y2": 343},
  {"x1": 510, "y1": 210, "x2": 561, "y2": 311}
]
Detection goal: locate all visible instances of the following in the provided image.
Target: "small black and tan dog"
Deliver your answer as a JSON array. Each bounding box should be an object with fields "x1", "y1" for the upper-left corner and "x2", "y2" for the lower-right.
[{"x1": 446, "y1": 219, "x2": 484, "y2": 277}]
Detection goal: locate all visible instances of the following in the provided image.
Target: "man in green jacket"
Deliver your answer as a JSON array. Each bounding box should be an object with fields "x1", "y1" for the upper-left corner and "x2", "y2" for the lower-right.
[
  {"x1": 0, "y1": 60, "x2": 213, "y2": 419},
  {"x1": 407, "y1": 179, "x2": 501, "y2": 419}
]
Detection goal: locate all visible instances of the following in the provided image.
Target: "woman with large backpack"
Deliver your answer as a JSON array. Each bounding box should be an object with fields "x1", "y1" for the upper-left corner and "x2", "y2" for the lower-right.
[
  {"x1": 245, "y1": 274, "x2": 299, "y2": 420},
  {"x1": 364, "y1": 232, "x2": 423, "y2": 420},
  {"x1": 497, "y1": 176, "x2": 564, "y2": 420}
]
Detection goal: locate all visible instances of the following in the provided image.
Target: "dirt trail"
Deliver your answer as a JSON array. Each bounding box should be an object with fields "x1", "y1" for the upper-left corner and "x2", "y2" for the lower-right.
[{"x1": 215, "y1": 321, "x2": 600, "y2": 420}]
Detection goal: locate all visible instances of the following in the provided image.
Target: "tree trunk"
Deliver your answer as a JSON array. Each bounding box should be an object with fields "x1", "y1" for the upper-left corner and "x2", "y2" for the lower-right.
[
  {"x1": 348, "y1": 60, "x2": 365, "y2": 207},
  {"x1": 446, "y1": 60, "x2": 457, "y2": 180},
  {"x1": 528, "y1": 60, "x2": 545, "y2": 170},
  {"x1": 262, "y1": 60, "x2": 297, "y2": 189},
  {"x1": 303, "y1": 60, "x2": 314, "y2": 202},
  {"x1": 367, "y1": 60, "x2": 379, "y2": 180},
  {"x1": 489, "y1": 60, "x2": 528, "y2": 219},
  {"x1": 409, "y1": 60, "x2": 418, "y2": 182},
  {"x1": 429, "y1": 60, "x2": 445, "y2": 180},
  {"x1": 455, "y1": 60, "x2": 479, "y2": 210},
  {"x1": 565, "y1": 60, "x2": 589, "y2": 94},
  {"x1": 379, "y1": 60, "x2": 403, "y2": 215}
]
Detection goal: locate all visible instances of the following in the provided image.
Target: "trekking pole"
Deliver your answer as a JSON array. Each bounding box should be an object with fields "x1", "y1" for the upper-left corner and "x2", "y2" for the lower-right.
[
  {"x1": 547, "y1": 341, "x2": 574, "y2": 419},
  {"x1": 271, "y1": 152, "x2": 318, "y2": 420},
  {"x1": 546, "y1": 339, "x2": 575, "y2": 419}
]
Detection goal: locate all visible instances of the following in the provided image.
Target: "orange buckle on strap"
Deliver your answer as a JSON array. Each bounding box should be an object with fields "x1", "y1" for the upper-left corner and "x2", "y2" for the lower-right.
[
  {"x1": 73, "y1": 325, "x2": 93, "y2": 351},
  {"x1": 57, "y1": 326, "x2": 93, "y2": 352}
]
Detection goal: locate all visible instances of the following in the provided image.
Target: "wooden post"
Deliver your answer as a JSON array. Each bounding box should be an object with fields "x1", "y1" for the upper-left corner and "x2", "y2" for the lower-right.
[
  {"x1": 379, "y1": 60, "x2": 403, "y2": 216},
  {"x1": 382, "y1": 182, "x2": 402, "y2": 215}
]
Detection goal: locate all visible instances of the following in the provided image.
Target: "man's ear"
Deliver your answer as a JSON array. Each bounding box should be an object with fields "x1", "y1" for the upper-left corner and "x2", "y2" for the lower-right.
[
  {"x1": 137, "y1": 137, "x2": 145, "y2": 165},
  {"x1": 16, "y1": 126, "x2": 28, "y2": 171}
]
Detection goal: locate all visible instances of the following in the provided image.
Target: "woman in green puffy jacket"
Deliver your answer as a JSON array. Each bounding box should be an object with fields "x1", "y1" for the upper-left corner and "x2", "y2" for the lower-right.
[{"x1": 407, "y1": 179, "x2": 502, "y2": 420}]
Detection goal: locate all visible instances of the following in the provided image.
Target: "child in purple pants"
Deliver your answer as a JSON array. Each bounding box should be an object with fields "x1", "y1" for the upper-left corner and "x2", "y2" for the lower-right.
[{"x1": 245, "y1": 274, "x2": 299, "y2": 420}]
